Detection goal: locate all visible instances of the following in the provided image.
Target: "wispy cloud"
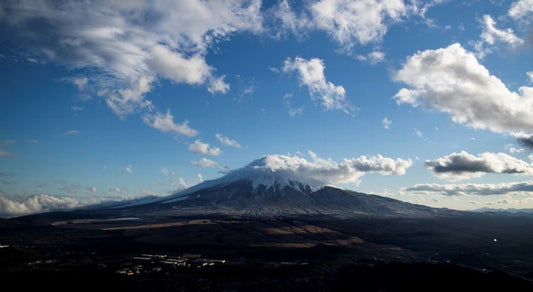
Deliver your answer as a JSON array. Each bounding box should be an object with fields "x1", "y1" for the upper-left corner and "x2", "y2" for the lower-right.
[
  {"x1": 66, "y1": 130, "x2": 80, "y2": 136},
  {"x1": 191, "y1": 158, "x2": 221, "y2": 168},
  {"x1": 215, "y1": 134, "x2": 241, "y2": 148},
  {"x1": 401, "y1": 181, "x2": 533, "y2": 196},
  {"x1": 473, "y1": 14, "x2": 523, "y2": 58},
  {"x1": 0, "y1": 140, "x2": 14, "y2": 157}
]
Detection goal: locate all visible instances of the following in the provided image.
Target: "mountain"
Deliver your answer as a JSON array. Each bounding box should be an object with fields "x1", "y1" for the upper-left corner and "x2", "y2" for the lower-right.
[{"x1": 117, "y1": 156, "x2": 442, "y2": 218}]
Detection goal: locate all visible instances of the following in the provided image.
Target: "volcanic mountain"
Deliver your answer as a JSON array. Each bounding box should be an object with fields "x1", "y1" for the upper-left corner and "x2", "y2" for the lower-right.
[{"x1": 115, "y1": 156, "x2": 441, "y2": 218}]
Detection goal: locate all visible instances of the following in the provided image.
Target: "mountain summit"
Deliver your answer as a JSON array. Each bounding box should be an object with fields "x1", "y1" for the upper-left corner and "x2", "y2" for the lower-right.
[{"x1": 118, "y1": 156, "x2": 438, "y2": 218}]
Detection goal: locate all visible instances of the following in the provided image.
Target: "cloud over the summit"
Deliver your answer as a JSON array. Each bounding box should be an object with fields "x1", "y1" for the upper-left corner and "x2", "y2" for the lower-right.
[
  {"x1": 425, "y1": 151, "x2": 533, "y2": 180},
  {"x1": 394, "y1": 43, "x2": 533, "y2": 134},
  {"x1": 255, "y1": 152, "x2": 412, "y2": 185}
]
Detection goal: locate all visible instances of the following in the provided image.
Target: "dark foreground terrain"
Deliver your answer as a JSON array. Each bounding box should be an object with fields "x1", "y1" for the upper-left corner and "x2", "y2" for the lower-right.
[{"x1": 1, "y1": 212, "x2": 533, "y2": 291}]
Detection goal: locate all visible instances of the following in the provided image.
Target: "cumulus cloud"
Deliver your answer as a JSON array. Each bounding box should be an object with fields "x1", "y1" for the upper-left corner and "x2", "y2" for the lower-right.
[
  {"x1": 425, "y1": 151, "x2": 533, "y2": 180},
  {"x1": 282, "y1": 57, "x2": 352, "y2": 113},
  {"x1": 0, "y1": 192, "x2": 82, "y2": 218},
  {"x1": 401, "y1": 181, "x2": 533, "y2": 196},
  {"x1": 191, "y1": 158, "x2": 220, "y2": 168},
  {"x1": 215, "y1": 133, "x2": 241, "y2": 148},
  {"x1": 247, "y1": 152, "x2": 412, "y2": 185},
  {"x1": 509, "y1": 0, "x2": 533, "y2": 20},
  {"x1": 142, "y1": 110, "x2": 198, "y2": 137},
  {"x1": 382, "y1": 117, "x2": 392, "y2": 129},
  {"x1": 474, "y1": 15, "x2": 523, "y2": 58},
  {"x1": 310, "y1": 0, "x2": 407, "y2": 49},
  {"x1": 197, "y1": 173, "x2": 204, "y2": 183},
  {"x1": 0, "y1": 0, "x2": 262, "y2": 117},
  {"x1": 189, "y1": 140, "x2": 222, "y2": 156},
  {"x1": 394, "y1": 43, "x2": 533, "y2": 134}
]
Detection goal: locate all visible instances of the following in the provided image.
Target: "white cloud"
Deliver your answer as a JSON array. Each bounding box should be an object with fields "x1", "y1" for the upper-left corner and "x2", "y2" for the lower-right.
[
  {"x1": 143, "y1": 110, "x2": 198, "y2": 137},
  {"x1": 509, "y1": 0, "x2": 533, "y2": 20},
  {"x1": 0, "y1": 192, "x2": 82, "y2": 218},
  {"x1": 527, "y1": 71, "x2": 533, "y2": 83},
  {"x1": 197, "y1": 173, "x2": 204, "y2": 183},
  {"x1": 191, "y1": 158, "x2": 220, "y2": 168},
  {"x1": 282, "y1": 57, "x2": 352, "y2": 113},
  {"x1": 0, "y1": 140, "x2": 14, "y2": 157},
  {"x1": 215, "y1": 133, "x2": 241, "y2": 148},
  {"x1": 161, "y1": 168, "x2": 169, "y2": 176},
  {"x1": 382, "y1": 117, "x2": 392, "y2": 129},
  {"x1": 207, "y1": 75, "x2": 230, "y2": 94},
  {"x1": 310, "y1": 0, "x2": 407, "y2": 49},
  {"x1": 425, "y1": 151, "x2": 533, "y2": 181},
  {"x1": 474, "y1": 15, "x2": 523, "y2": 58},
  {"x1": 415, "y1": 129, "x2": 423, "y2": 138},
  {"x1": 124, "y1": 164, "x2": 133, "y2": 174},
  {"x1": 88, "y1": 186, "x2": 97, "y2": 192},
  {"x1": 480, "y1": 15, "x2": 523, "y2": 47},
  {"x1": 250, "y1": 152, "x2": 412, "y2": 185},
  {"x1": 394, "y1": 43, "x2": 533, "y2": 134},
  {"x1": 189, "y1": 140, "x2": 222, "y2": 156},
  {"x1": 66, "y1": 130, "x2": 80, "y2": 136},
  {"x1": 1, "y1": 0, "x2": 262, "y2": 116},
  {"x1": 356, "y1": 51, "x2": 386, "y2": 64},
  {"x1": 71, "y1": 106, "x2": 84, "y2": 111},
  {"x1": 401, "y1": 180, "x2": 533, "y2": 196},
  {"x1": 505, "y1": 144, "x2": 525, "y2": 154}
]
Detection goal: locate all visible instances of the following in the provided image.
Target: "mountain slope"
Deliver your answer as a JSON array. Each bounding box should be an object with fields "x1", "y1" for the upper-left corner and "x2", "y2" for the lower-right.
[{"x1": 117, "y1": 156, "x2": 442, "y2": 218}]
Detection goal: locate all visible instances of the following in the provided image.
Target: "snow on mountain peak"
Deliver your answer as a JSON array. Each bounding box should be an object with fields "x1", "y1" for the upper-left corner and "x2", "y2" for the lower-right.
[{"x1": 222, "y1": 155, "x2": 327, "y2": 192}]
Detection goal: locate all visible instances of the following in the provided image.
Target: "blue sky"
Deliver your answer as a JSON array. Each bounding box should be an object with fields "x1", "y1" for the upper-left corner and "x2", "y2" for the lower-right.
[{"x1": 0, "y1": 0, "x2": 532, "y2": 216}]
